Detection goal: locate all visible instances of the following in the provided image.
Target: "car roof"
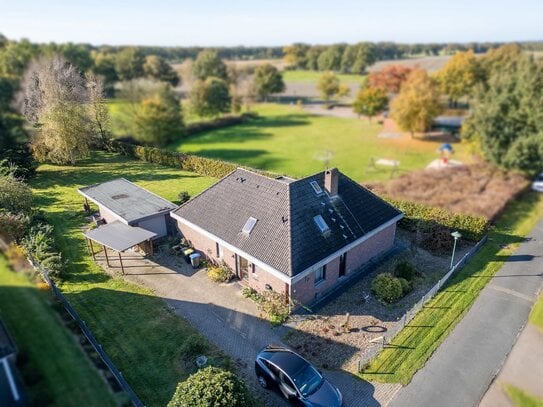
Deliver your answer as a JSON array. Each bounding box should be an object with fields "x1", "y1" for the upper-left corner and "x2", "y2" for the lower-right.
[{"x1": 258, "y1": 348, "x2": 311, "y2": 378}]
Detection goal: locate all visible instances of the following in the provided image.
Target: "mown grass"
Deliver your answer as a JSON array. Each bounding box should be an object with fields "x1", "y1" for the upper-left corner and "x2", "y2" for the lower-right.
[
  {"x1": 529, "y1": 292, "x2": 543, "y2": 332},
  {"x1": 0, "y1": 256, "x2": 115, "y2": 406},
  {"x1": 30, "y1": 152, "x2": 223, "y2": 406},
  {"x1": 167, "y1": 103, "x2": 471, "y2": 182},
  {"x1": 504, "y1": 383, "x2": 543, "y2": 407},
  {"x1": 359, "y1": 192, "x2": 543, "y2": 385},
  {"x1": 283, "y1": 70, "x2": 367, "y2": 84}
]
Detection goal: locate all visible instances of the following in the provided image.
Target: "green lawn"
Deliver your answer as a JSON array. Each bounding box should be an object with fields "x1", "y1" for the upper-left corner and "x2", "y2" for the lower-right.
[
  {"x1": 168, "y1": 103, "x2": 471, "y2": 182},
  {"x1": 0, "y1": 256, "x2": 115, "y2": 406},
  {"x1": 283, "y1": 70, "x2": 367, "y2": 85},
  {"x1": 530, "y1": 292, "x2": 543, "y2": 332},
  {"x1": 359, "y1": 192, "x2": 543, "y2": 385},
  {"x1": 31, "y1": 152, "x2": 223, "y2": 406},
  {"x1": 504, "y1": 384, "x2": 543, "y2": 407}
]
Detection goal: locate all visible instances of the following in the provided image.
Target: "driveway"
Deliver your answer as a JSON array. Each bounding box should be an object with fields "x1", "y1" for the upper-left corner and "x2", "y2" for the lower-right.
[
  {"x1": 389, "y1": 219, "x2": 543, "y2": 407},
  {"x1": 94, "y1": 250, "x2": 400, "y2": 406}
]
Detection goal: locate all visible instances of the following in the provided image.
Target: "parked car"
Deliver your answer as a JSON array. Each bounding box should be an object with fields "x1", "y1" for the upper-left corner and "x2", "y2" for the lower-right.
[
  {"x1": 532, "y1": 173, "x2": 543, "y2": 192},
  {"x1": 255, "y1": 345, "x2": 343, "y2": 406}
]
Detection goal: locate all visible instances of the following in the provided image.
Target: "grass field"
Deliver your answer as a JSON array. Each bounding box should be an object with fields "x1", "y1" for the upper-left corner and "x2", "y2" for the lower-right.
[
  {"x1": 167, "y1": 103, "x2": 471, "y2": 182},
  {"x1": 359, "y1": 192, "x2": 543, "y2": 385},
  {"x1": 530, "y1": 292, "x2": 543, "y2": 332},
  {"x1": 31, "y1": 152, "x2": 222, "y2": 406},
  {"x1": 0, "y1": 256, "x2": 115, "y2": 406},
  {"x1": 504, "y1": 384, "x2": 543, "y2": 407}
]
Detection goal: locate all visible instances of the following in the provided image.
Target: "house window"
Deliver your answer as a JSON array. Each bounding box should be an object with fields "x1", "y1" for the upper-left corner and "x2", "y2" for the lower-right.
[
  {"x1": 315, "y1": 265, "x2": 326, "y2": 285},
  {"x1": 216, "y1": 243, "x2": 223, "y2": 259},
  {"x1": 242, "y1": 217, "x2": 258, "y2": 235},
  {"x1": 310, "y1": 181, "x2": 323, "y2": 195}
]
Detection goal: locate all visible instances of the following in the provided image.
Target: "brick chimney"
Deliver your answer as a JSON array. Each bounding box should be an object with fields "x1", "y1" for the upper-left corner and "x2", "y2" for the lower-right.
[{"x1": 324, "y1": 168, "x2": 339, "y2": 197}]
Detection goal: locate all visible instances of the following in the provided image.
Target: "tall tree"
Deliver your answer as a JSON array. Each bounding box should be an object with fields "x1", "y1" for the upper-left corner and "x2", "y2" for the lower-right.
[
  {"x1": 115, "y1": 47, "x2": 144, "y2": 81},
  {"x1": 316, "y1": 71, "x2": 340, "y2": 105},
  {"x1": 435, "y1": 50, "x2": 481, "y2": 105},
  {"x1": 463, "y1": 55, "x2": 543, "y2": 174},
  {"x1": 351, "y1": 43, "x2": 376, "y2": 74},
  {"x1": 190, "y1": 77, "x2": 231, "y2": 117},
  {"x1": 0, "y1": 39, "x2": 39, "y2": 77},
  {"x1": 143, "y1": 55, "x2": 180, "y2": 86},
  {"x1": 369, "y1": 65, "x2": 412, "y2": 93},
  {"x1": 317, "y1": 45, "x2": 344, "y2": 71},
  {"x1": 18, "y1": 55, "x2": 95, "y2": 165},
  {"x1": 283, "y1": 43, "x2": 309, "y2": 69},
  {"x1": 192, "y1": 50, "x2": 227, "y2": 81},
  {"x1": 391, "y1": 69, "x2": 441, "y2": 137},
  {"x1": 91, "y1": 51, "x2": 118, "y2": 89},
  {"x1": 253, "y1": 64, "x2": 285, "y2": 101},
  {"x1": 86, "y1": 73, "x2": 111, "y2": 145},
  {"x1": 306, "y1": 46, "x2": 325, "y2": 71},
  {"x1": 353, "y1": 87, "x2": 388, "y2": 121}
]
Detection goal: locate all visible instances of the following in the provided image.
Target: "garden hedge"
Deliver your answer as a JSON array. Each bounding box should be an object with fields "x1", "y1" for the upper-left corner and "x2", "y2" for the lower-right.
[
  {"x1": 186, "y1": 112, "x2": 258, "y2": 136},
  {"x1": 386, "y1": 198, "x2": 489, "y2": 242}
]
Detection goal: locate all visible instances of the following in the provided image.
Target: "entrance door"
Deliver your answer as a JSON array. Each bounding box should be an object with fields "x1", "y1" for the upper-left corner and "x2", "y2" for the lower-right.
[
  {"x1": 339, "y1": 253, "x2": 347, "y2": 277},
  {"x1": 237, "y1": 255, "x2": 249, "y2": 281}
]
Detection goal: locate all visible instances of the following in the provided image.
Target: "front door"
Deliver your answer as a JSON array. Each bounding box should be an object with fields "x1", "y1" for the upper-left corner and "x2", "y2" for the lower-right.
[{"x1": 237, "y1": 255, "x2": 249, "y2": 281}]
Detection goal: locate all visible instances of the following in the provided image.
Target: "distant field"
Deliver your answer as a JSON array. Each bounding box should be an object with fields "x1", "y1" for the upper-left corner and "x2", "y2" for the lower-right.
[
  {"x1": 367, "y1": 55, "x2": 452, "y2": 73},
  {"x1": 167, "y1": 103, "x2": 471, "y2": 182}
]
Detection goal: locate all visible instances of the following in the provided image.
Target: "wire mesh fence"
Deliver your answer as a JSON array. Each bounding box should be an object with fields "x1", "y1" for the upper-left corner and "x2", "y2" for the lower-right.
[{"x1": 357, "y1": 234, "x2": 488, "y2": 372}]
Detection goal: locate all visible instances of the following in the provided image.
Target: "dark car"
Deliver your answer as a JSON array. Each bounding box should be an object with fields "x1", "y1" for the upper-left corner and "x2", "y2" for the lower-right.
[{"x1": 255, "y1": 345, "x2": 343, "y2": 407}]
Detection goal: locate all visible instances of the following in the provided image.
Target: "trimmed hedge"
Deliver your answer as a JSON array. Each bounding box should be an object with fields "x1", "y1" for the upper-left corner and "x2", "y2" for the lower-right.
[
  {"x1": 387, "y1": 198, "x2": 489, "y2": 242},
  {"x1": 186, "y1": 112, "x2": 258, "y2": 136},
  {"x1": 105, "y1": 139, "x2": 279, "y2": 180}
]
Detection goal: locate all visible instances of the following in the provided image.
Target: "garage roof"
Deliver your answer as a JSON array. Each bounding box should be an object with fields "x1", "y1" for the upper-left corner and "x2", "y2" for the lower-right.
[
  {"x1": 78, "y1": 178, "x2": 176, "y2": 224},
  {"x1": 83, "y1": 221, "x2": 157, "y2": 252}
]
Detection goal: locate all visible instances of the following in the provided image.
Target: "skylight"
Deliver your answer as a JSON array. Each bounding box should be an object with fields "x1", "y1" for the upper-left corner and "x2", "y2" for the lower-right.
[
  {"x1": 313, "y1": 215, "x2": 330, "y2": 234},
  {"x1": 242, "y1": 217, "x2": 258, "y2": 235},
  {"x1": 310, "y1": 181, "x2": 323, "y2": 195}
]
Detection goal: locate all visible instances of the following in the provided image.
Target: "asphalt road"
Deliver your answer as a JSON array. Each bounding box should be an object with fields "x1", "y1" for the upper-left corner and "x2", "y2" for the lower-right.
[{"x1": 390, "y1": 219, "x2": 543, "y2": 407}]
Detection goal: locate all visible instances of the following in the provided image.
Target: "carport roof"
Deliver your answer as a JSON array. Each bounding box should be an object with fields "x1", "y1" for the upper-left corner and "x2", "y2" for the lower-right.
[{"x1": 83, "y1": 221, "x2": 157, "y2": 252}]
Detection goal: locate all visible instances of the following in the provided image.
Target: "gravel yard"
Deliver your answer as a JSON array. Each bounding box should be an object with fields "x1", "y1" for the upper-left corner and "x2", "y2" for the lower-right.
[{"x1": 285, "y1": 228, "x2": 473, "y2": 373}]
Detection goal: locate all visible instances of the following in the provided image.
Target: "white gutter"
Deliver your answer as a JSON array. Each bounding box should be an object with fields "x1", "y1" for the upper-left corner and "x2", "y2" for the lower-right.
[
  {"x1": 1, "y1": 356, "x2": 20, "y2": 402},
  {"x1": 171, "y1": 212, "x2": 292, "y2": 284},
  {"x1": 291, "y1": 213, "x2": 404, "y2": 284}
]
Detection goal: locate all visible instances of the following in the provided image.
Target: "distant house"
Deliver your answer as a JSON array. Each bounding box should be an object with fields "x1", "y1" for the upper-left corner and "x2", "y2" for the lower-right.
[
  {"x1": 78, "y1": 178, "x2": 177, "y2": 239},
  {"x1": 171, "y1": 168, "x2": 403, "y2": 305},
  {"x1": 433, "y1": 115, "x2": 465, "y2": 134},
  {"x1": 0, "y1": 321, "x2": 26, "y2": 406}
]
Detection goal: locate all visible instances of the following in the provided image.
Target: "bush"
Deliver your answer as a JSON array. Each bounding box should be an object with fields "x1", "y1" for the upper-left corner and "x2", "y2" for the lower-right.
[
  {"x1": 168, "y1": 366, "x2": 250, "y2": 407},
  {"x1": 398, "y1": 278, "x2": 411, "y2": 295},
  {"x1": 372, "y1": 273, "x2": 403, "y2": 304},
  {"x1": 387, "y1": 198, "x2": 489, "y2": 242},
  {"x1": 180, "y1": 333, "x2": 209, "y2": 358},
  {"x1": 207, "y1": 264, "x2": 232, "y2": 283},
  {"x1": 21, "y1": 222, "x2": 65, "y2": 280},
  {"x1": 185, "y1": 112, "x2": 257, "y2": 136},
  {"x1": 178, "y1": 191, "x2": 190, "y2": 204},
  {"x1": 395, "y1": 261, "x2": 415, "y2": 281}
]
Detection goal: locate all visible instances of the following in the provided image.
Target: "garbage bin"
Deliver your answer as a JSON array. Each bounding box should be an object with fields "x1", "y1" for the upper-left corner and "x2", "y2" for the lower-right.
[
  {"x1": 183, "y1": 248, "x2": 194, "y2": 263},
  {"x1": 190, "y1": 253, "x2": 201, "y2": 269}
]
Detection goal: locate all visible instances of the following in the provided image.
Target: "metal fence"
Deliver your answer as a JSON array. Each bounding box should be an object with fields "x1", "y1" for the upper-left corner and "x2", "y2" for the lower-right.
[
  {"x1": 37, "y1": 263, "x2": 145, "y2": 407},
  {"x1": 357, "y1": 235, "x2": 488, "y2": 372}
]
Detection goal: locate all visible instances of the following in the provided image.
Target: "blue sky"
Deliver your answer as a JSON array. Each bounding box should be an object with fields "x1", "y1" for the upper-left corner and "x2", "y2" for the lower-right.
[{"x1": 0, "y1": 0, "x2": 542, "y2": 46}]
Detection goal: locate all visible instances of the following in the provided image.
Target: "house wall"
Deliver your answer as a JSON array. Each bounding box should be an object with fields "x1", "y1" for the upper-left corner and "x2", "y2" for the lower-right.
[
  {"x1": 99, "y1": 205, "x2": 124, "y2": 224},
  {"x1": 291, "y1": 223, "x2": 397, "y2": 304},
  {"x1": 136, "y1": 215, "x2": 168, "y2": 239}
]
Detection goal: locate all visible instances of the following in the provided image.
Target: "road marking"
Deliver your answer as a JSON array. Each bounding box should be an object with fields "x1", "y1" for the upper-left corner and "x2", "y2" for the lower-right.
[{"x1": 487, "y1": 284, "x2": 535, "y2": 303}]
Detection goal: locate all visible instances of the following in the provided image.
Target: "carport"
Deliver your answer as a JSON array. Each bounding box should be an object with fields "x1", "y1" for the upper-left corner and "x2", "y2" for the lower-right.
[{"x1": 83, "y1": 221, "x2": 157, "y2": 275}]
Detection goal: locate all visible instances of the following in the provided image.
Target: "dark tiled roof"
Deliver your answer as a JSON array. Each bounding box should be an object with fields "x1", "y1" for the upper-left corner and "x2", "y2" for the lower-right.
[{"x1": 173, "y1": 168, "x2": 402, "y2": 277}]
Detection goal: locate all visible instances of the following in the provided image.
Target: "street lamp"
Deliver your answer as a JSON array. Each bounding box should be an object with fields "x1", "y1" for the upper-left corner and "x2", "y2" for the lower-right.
[{"x1": 450, "y1": 231, "x2": 462, "y2": 269}]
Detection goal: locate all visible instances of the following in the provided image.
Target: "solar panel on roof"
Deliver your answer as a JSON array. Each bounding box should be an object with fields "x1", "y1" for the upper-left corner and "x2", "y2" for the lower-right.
[{"x1": 242, "y1": 217, "x2": 258, "y2": 235}]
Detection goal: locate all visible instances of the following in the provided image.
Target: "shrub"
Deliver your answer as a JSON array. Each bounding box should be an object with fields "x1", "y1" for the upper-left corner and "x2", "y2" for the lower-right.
[
  {"x1": 180, "y1": 333, "x2": 209, "y2": 358},
  {"x1": 372, "y1": 273, "x2": 403, "y2": 304},
  {"x1": 258, "y1": 290, "x2": 290, "y2": 326},
  {"x1": 178, "y1": 191, "x2": 190, "y2": 204},
  {"x1": 0, "y1": 173, "x2": 33, "y2": 214},
  {"x1": 207, "y1": 264, "x2": 232, "y2": 283},
  {"x1": 185, "y1": 112, "x2": 257, "y2": 135},
  {"x1": 398, "y1": 278, "x2": 411, "y2": 295},
  {"x1": 395, "y1": 261, "x2": 415, "y2": 281},
  {"x1": 5, "y1": 243, "x2": 28, "y2": 270},
  {"x1": 0, "y1": 211, "x2": 30, "y2": 242},
  {"x1": 21, "y1": 222, "x2": 65, "y2": 280},
  {"x1": 168, "y1": 366, "x2": 250, "y2": 407}
]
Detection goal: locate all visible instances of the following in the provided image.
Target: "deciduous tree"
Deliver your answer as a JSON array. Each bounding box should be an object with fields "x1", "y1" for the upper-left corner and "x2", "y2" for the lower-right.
[
  {"x1": 253, "y1": 63, "x2": 285, "y2": 101},
  {"x1": 317, "y1": 71, "x2": 340, "y2": 105},
  {"x1": 391, "y1": 69, "x2": 441, "y2": 137},
  {"x1": 192, "y1": 50, "x2": 227, "y2": 81},
  {"x1": 143, "y1": 55, "x2": 180, "y2": 86},
  {"x1": 369, "y1": 64, "x2": 412, "y2": 93},
  {"x1": 115, "y1": 47, "x2": 144, "y2": 81},
  {"x1": 435, "y1": 50, "x2": 481, "y2": 105},
  {"x1": 86, "y1": 72, "x2": 111, "y2": 145},
  {"x1": 190, "y1": 77, "x2": 231, "y2": 117},
  {"x1": 353, "y1": 87, "x2": 388, "y2": 120}
]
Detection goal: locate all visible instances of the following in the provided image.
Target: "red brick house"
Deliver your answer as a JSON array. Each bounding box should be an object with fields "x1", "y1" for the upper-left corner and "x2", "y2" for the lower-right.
[{"x1": 171, "y1": 168, "x2": 403, "y2": 305}]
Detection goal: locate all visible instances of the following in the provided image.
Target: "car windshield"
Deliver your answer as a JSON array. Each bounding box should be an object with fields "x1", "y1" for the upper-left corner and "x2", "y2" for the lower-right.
[{"x1": 290, "y1": 362, "x2": 324, "y2": 397}]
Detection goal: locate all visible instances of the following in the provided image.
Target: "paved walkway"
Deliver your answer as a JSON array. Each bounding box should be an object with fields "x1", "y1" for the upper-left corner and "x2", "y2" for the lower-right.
[
  {"x1": 389, "y1": 219, "x2": 543, "y2": 407},
  {"x1": 94, "y1": 250, "x2": 400, "y2": 406}
]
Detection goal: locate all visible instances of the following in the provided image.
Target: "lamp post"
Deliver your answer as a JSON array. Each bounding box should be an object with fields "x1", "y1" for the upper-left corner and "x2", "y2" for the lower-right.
[{"x1": 450, "y1": 231, "x2": 462, "y2": 269}]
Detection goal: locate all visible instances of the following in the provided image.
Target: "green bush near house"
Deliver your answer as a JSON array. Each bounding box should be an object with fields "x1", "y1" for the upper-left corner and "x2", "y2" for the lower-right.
[
  {"x1": 372, "y1": 273, "x2": 404, "y2": 304},
  {"x1": 207, "y1": 264, "x2": 232, "y2": 283},
  {"x1": 394, "y1": 261, "x2": 416, "y2": 281},
  {"x1": 168, "y1": 366, "x2": 250, "y2": 407}
]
